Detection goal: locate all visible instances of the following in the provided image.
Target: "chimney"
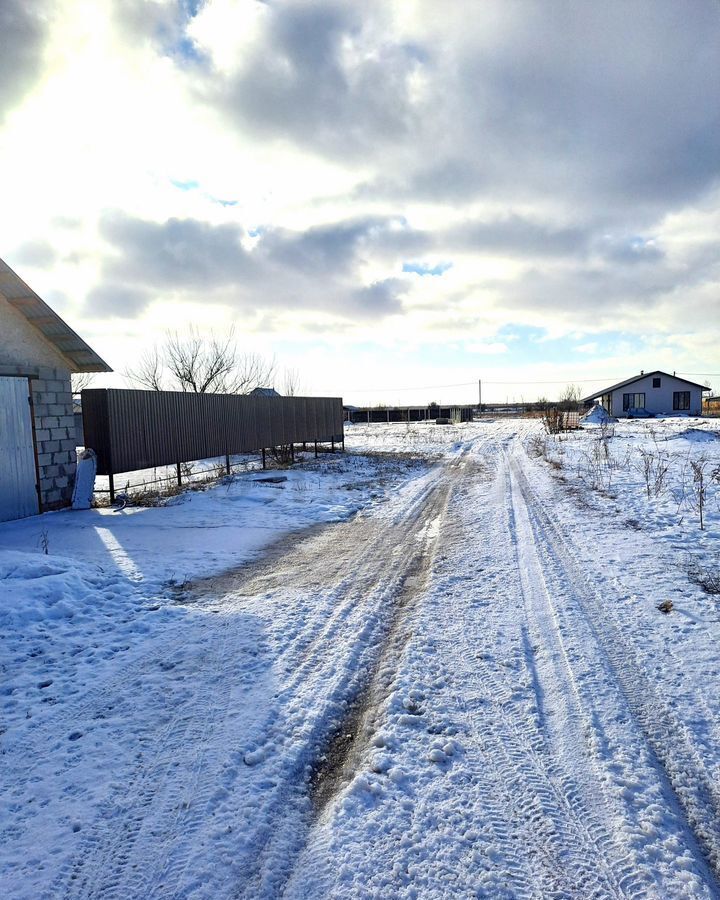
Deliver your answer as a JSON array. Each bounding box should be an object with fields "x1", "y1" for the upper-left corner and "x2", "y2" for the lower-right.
[{"x1": 640, "y1": 370, "x2": 644, "y2": 376}]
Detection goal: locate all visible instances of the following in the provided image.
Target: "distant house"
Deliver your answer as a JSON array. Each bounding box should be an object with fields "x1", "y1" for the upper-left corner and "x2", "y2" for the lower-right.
[
  {"x1": 582, "y1": 370, "x2": 708, "y2": 419},
  {"x1": 249, "y1": 386, "x2": 281, "y2": 397},
  {"x1": 0, "y1": 258, "x2": 111, "y2": 521}
]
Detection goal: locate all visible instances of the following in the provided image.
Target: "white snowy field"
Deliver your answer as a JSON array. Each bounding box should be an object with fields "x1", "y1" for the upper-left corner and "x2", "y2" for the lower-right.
[
  {"x1": 1, "y1": 419, "x2": 720, "y2": 898},
  {"x1": 533, "y1": 415, "x2": 720, "y2": 579}
]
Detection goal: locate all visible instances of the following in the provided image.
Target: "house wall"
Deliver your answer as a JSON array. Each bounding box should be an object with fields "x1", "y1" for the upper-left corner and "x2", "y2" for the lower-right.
[
  {"x1": 607, "y1": 373, "x2": 703, "y2": 417},
  {"x1": 0, "y1": 296, "x2": 70, "y2": 371},
  {"x1": 0, "y1": 296, "x2": 76, "y2": 511}
]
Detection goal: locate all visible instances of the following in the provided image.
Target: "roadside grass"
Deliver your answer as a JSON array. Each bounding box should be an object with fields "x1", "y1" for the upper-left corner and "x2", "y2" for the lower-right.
[{"x1": 527, "y1": 420, "x2": 720, "y2": 603}]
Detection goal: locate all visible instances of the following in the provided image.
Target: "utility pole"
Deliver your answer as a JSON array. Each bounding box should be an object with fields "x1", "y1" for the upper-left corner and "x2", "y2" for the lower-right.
[{"x1": 478, "y1": 378, "x2": 482, "y2": 413}]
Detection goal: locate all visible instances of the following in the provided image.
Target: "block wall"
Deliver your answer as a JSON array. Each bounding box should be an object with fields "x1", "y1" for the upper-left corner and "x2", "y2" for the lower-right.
[{"x1": 0, "y1": 363, "x2": 76, "y2": 511}]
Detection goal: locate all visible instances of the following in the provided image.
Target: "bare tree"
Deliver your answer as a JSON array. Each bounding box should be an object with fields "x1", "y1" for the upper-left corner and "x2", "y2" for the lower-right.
[
  {"x1": 130, "y1": 347, "x2": 165, "y2": 391},
  {"x1": 558, "y1": 383, "x2": 582, "y2": 408},
  {"x1": 281, "y1": 367, "x2": 304, "y2": 397},
  {"x1": 234, "y1": 351, "x2": 277, "y2": 394},
  {"x1": 71, "y1": 372, "x2": 96, "y2": 393},
  {"x1": 126, "y1": 326, "x2": 275, "y2": 394},
  {"x1": 165, "y1": 328, "x2": 237, "y2": 393}
]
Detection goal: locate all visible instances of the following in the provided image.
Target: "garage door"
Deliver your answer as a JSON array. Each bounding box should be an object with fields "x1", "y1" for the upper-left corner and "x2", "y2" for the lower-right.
[{"x1": 0, "y1": 376, "x2": 39, "y2": 522}]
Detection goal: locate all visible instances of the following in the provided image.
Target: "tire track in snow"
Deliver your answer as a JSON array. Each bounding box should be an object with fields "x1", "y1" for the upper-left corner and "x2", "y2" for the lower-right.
[
  {"x1": 503, "y1": 455, "x2": 647, "y2": 898},
  {"x1": 49, "y1": 612, "x2": 262, "y2": 899},
  {"x1": 44, "y1": 444, "x2": 477, "y2": 900},
  {"x1": 436, "y1": 441, "x2": 626, "y2": 899},
  {"x1": 239, "y1": 462, "x2": 464, "y2": 898},
  {"x1": 511, "y1": 447, "x2": 720, "y2": 892},
  {"x1": 0, "y1": 611, "x2": 214, "y2": 846},
  {"x1": 279, "y1": 447, "x2": 491, "y2": 898},
  {"x1": 283, "y1": 428, "x2": 627, "y2": 898}
]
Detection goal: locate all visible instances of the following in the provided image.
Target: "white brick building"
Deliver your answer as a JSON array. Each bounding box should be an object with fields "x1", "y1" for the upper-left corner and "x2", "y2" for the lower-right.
[{"x1": 0, "y1": 258, "x2": 111, "y2": 520}]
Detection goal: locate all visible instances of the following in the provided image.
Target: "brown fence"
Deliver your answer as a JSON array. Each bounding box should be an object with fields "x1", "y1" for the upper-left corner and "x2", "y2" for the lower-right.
[{"x1": 82, "y1": 389, "x2": 344, "y2": 485}]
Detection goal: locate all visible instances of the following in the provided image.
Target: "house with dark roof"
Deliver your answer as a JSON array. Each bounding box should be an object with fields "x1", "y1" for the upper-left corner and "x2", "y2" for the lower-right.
[
  {"x1": 0, "y1": 257, "x2": 111, "y2": 520},
  {"x1": 582, "y1": 370, "x2": 709, "y2": 419},
  {"x1": 249, "y1": 387, "x2": 281, "y2": 397}
]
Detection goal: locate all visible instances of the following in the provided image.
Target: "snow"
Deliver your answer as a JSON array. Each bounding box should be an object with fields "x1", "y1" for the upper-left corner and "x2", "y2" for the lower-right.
[
  {"x1": 678, "y1": 427, "x2": 720, "y2": 443},
  {"x1": 533, "y1": 416, "x2": 720, "y2": 575},
  {"x1": 0, "y1": 452, "x2": 420, "y2": 591},
  {"x1": 2, "y1": 421, "x2": 720, "y2": 898},
  {"x1": 581, "y1": 403, "x2": 618, "y2": 425}
]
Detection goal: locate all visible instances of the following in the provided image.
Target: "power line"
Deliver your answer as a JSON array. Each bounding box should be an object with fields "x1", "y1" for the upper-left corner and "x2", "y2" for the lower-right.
[
  {"x1": 481, "y1": 378, "x2": 623, "y2": 385},
  {"x1": 346, "y1": 381, "x2": 475, "y2": 392},
  {"x1": 346, "y1": 372, "x2": 718, "y2": 393},
  {"x1": 347, "y1": 376, "x2": 624, "y2": 392}
]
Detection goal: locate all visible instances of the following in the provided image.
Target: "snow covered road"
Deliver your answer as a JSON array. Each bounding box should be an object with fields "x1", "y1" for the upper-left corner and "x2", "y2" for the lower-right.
[
  {"x1": 286, "y1": 427, "x2": 720, "y2": 898},
  {"x1": 2, "y1": 421, "x2": 720, "y2": 898}
]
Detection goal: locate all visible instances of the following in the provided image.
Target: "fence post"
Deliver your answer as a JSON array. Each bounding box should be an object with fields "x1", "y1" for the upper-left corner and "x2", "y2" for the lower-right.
[
  {"x1": 290, "y1": 443, "x2": 294, "y2": 462},
  {"x1": 331, "y1": 438, "x2": 335, "y2": 453},
  {"x1": 176, "y1": 463, "x2": 182, "y2": 486},
  {"x1": 314, "y1": 441, "x2": 318, "y2": 458},
  {"x1": 108, "y1": 472, "x2": 115, "y2": 504},
  {"x1": 225, "y1": 452, "x2": 231, "y2": 475},
  {"x1": 262, "y1": 448, "x2": 266, "y2": 470},
  {"x1": 342, "y1": 433, "x2": 345, "y2": 451}
]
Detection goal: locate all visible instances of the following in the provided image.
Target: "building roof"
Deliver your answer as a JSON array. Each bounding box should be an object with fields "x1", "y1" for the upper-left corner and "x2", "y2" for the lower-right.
[
  {"x1": 249, "y1": 386, "x2": 281, "y2": 397},
  {"x1": 0, "y1": 257, "x2": 112, "y2": 373},
  {"x1": 582, "y1": 370, "x2": 710, "y2": 403}
]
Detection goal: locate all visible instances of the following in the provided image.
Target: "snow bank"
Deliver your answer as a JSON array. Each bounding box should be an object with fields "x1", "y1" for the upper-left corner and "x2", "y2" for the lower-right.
[
  {"x1": 0, "y1": 452, "x2": 424, "y2": 593},
  {"x1": 675, "y1": 428, "x2": 719, "y2": 443},
  {"x1": 581, "y1": 405, "x2": 617, "y2": 425}
]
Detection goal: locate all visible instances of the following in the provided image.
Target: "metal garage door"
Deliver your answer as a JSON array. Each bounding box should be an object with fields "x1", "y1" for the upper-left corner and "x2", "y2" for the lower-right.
[{"x1": 0, "y1": 376, "x2": 39, "y2": 522}]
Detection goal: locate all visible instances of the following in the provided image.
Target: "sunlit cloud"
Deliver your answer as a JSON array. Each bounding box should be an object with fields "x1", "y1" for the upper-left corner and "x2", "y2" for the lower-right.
[{"x1": 0, "y1": 0, "x2": 718, "y2": 403}]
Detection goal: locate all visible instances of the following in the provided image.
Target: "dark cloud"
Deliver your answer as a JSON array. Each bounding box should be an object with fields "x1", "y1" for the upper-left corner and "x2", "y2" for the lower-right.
[
  {"x1": 12, "y1": 239, "x2": 57, "y2": 268},
  {"x1": 0, "y1": 1, "x2": 49, "y2": 121},
  {"x1": 448, "y1": 1, "x2": 720, "y2": 212},
  {"x1": 348, "y1": 279, "x2": 406, "y2": 317},
  {"x1": 596, "y1": 236, "x2": 665, "y2": 266},
  {"x1": 86, "y1": 284, "x2": 151, "y2": 318},
  {"x1": 257, "y1": 218, "x2": 390, "y2": 275},
  {"x1": 341, "y1": 1, "x2": 720, "y2": 218},
  {"x1": 91, "y1": 212, "x2": 408, "y2": 320},
  {"x1": 446, "y1": 216, "x2": 591, "y2": 258},
  {"x1": 202, "y1": 0, "x2": 423, "y2": 158},
  {"x1": 92, "y1": 207, "x2": 694, "y2": 326},
  {"x1": 98, "y1": 213, "x2": 254, "y2": 288},
  {"x1": 500, "y1": 240, "x2": 720, "y2": 332}
]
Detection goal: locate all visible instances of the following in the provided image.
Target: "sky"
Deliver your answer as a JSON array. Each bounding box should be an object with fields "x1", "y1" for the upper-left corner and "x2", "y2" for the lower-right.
[{"x1": 0, "y1": 0, "x2": 719, "y2": 405}]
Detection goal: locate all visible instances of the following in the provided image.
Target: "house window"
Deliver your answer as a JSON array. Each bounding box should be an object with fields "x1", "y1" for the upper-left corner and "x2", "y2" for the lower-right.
[
  {"x1": 623, "y1": 392, "x2": 646, "y2": 410},
  {"x1": 653, "y1": 377, "x2": 661, "y2": 388},
  {"x1": 673, "y1": 391, "x2": 690, "y2": 410}
]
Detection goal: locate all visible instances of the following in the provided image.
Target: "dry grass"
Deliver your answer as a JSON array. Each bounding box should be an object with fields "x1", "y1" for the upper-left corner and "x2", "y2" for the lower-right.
[{"x1": 688, "y1": 556, "x2": 720, "y2": 595}]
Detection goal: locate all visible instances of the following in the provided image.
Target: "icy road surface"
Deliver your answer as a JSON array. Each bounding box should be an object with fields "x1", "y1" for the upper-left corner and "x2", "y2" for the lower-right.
[{"x1": 2, "y1": 420, "x2": 720, "y2": 898}]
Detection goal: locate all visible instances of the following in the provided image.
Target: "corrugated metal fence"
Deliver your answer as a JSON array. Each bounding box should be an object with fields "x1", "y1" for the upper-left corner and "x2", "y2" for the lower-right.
[{"x1": 82, "y1": 389, "x2": 344, "y2": 483}]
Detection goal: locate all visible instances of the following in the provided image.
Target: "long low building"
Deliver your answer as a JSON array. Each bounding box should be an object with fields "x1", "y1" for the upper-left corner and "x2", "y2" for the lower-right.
[
  {"x1": 345, "y1": 404, "x2": 475, "y2": 424},
  {"x1": 582, "y1": 370, "x2": 709, "y2": 418}
]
